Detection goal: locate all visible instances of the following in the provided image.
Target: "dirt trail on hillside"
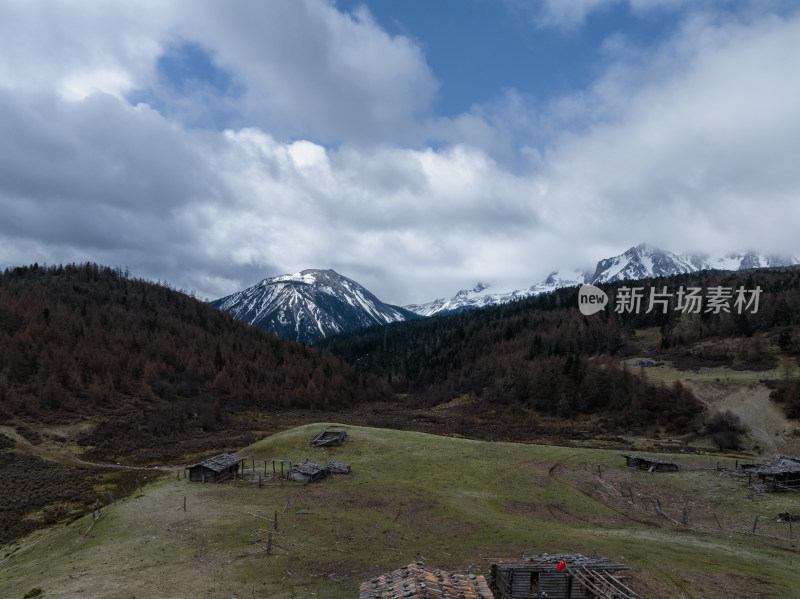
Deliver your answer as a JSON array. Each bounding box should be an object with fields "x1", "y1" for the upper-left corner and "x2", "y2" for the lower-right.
[
  {"x1": 685, "y1": 382, "x2": 799, "y2": 455},
  {"x1": 0, "y1": 422, "x2": 169, "y2": 470},
  {"x1": 0, "y1": 424, "x2": 66, "y2": 460}
]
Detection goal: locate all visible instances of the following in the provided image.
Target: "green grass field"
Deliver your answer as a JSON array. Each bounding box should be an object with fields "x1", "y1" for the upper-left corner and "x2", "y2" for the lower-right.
[
  {"x1": 621, "y1": 357, "x2": 782, "y2": 386},
  {"x1": 1, "y1": 424, "x2": 798, "y2": 598}
]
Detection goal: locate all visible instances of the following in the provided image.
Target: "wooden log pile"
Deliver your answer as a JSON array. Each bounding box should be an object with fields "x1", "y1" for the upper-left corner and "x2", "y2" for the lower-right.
[{"x1": 360, "y1": 562, "x2": 493, "y2": 599}]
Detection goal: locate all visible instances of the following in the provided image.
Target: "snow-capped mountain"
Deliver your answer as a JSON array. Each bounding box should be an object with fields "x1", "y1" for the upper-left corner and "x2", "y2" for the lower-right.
[
  {"x1": 588, "y1": 244, "x2": 799, "y2": 284},
  {"x1": 213, "y1": 247, "x2": 799, "y2": 338},
  {"x1": 588, "y1": 243, "x2": 698, "y2": 284},
  {"x1": 528, "y1": 268, "x2": 589, "y2": 294},
  {"x1": 404, "y1": 270, "x2": 590, "y2": 317},
  {"x1": 404, "y1": 243, "x2": 799, "y2": 317},
  {"x1": 211, "y1": 269, "x2": 415, "y2": 344},
  {"x1": 698, "y1": 251, "x2": 798, "y2": 272},
  {"x1": 404, "y1": 283, "x2": 508, "y2": 317}
]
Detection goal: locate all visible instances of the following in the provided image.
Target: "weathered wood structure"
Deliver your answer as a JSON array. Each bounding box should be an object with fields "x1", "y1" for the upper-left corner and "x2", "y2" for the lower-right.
[
  {"x1": 185, "y1": 453, "x2": 241, "y2": 483},
  {"x1": 753, "y1": 456, "x2": 800, "y2": 491},
  {"x1": 360, "y1": 562, "x2": 493, "y2": 599},
  {"x1": 287, "y1": 458, "x2": 329, "y2": 483},
  {"x1": 489, "y1": 553, "x2": 642, "y2": 599},
  {"x1": 622, "y1": 454, "x2": 680, "y2": 472},
  {"x1": 327, "y1": 461, "x2": 351, "y2": 474},
  {"x1": 236, "y1": 457, "x2": 294, "y2": 477},
  {"x1": 308, "y1": 428, "x2": 347, "y2": 447},
  {"x1": 230, "y1": 457, "x2": 295, "y2": 485},
  {"x1": 185, "y1": 454, "x2": 351, "y2": 485}
]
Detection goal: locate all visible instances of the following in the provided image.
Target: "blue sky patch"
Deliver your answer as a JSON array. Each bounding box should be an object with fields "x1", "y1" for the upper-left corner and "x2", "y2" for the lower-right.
[
  {"x1": 128, "y1": 40, "x2": 241, "y2": 130},
  {"x1": 335, "y1": 0, "x2": 679, "y2": 117},
  {"x1": 156, "y1": 40, "x2": 234, "y2": 96}
]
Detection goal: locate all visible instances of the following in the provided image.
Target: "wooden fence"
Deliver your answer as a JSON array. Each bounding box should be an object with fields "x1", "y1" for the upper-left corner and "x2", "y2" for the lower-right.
[
  {"x1": 583, "y1": 460, "x2": 800, "y2": 541},
  {"x1": 234, "y1": 458, "x2": 294, "y2": 488}
]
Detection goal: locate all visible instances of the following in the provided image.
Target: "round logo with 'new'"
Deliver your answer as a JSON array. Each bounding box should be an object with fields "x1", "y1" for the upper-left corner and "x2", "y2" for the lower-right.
[{"x1": 578, "y1": 284, "x2": 608, "y2": 315}]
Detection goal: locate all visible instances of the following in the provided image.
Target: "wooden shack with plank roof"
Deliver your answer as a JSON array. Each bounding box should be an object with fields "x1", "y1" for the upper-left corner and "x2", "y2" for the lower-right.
[
  {"x1": 185, "y1": 452, "x2": 241, "y2": 483},
  {"x1": 308, "y1": 428, "x2": 347, "y2": 447},
  {"x1": 753, "y1": 456, "x2": 800, "y2": 491},
  {"x1": 489, "y1": 553, "x2": 644, "y2": 599},
  {"x1": 287, "y1": 458, "x2": 329, "y2": 483},
  {"x1": 622, "y1": 454, "x2": 680, "y2": 472}
]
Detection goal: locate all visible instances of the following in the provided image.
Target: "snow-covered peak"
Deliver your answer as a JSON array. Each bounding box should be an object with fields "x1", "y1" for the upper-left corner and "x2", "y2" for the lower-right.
[
  {"x1": 270, "y1": 270, "x2": 318, "y2": 285},
  {"x1": 527, "y1": 269, "x2": 587, "y2": 295},
  {"x1": 405, "y1": 270, "x2": 587, "y2": 317},
  {"x1": 589, "y1": 243, "x2": 697, "y2": 284},
  {"x1": 693, "y1": 251, "x2": 799, "y2": 271},
  {"x1": 454, "y1": 282, "x2": 490, "y2": 300},
  {"x1": 405, "y1": 243, "x2": 798, "y2": 317},
  {"x1": 211, "y1": 268, "x2": 414, "y2": 344}
]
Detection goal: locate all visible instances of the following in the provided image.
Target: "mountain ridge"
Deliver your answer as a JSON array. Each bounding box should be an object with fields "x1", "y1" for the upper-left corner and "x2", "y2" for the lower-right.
[
  {"x1": 406, "y1": 243, "x2": 799, "y2": 316},
  {"x1": 210, "y1": 268, "x2": 415, "y2": 344},
  {"x1": 211, "y1": 244, "x2": 798, "y2": 342}
]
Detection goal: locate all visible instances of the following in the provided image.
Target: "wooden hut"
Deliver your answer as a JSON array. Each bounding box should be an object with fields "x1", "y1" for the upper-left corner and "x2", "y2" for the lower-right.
[
  {"x1": 287, "y1": 458, "x2": 328, "y2": 483},
  {"x1": 186, "y1": 453, "x2": 241, "y2": 483},
  {"x1": 489, "y1": 553, "x2": 642, "y2": 599},
  {"x1": 753, "y1": 456, "x2": 800, "y2": 491},
  {"x1": 360, "y1": 562, "x2": 493, "y2": 599},
  {"x1": 622, "y1": 454, "x2": 680, "y2": 472},
  {"x1": 308, "y1": 428, "x2": 347, "y2": 447}
]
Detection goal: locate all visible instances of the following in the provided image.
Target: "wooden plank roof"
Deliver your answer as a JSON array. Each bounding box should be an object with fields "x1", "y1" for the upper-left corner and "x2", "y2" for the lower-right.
[
  {"x1": 753, "y1": 456, "x2": 800, "y2": 475},
  {"x1": 622, "y1": 454, "x2": 679, "y2": 467},
  {"x1": 186, "y1": 452, "x2": 241, "y2": 473},
  {"x1": 359, "y1": 562, "x2": 493, "y2": 599},
  {"x1": 491, "y1": 553, "x2": 630, "y2": 573},
  {"x1": 308, "y1": 429, "x2": 347, "y2": 447},
  {"x1": 290, "y1": 459, "x2": 327, "y2": 476}
]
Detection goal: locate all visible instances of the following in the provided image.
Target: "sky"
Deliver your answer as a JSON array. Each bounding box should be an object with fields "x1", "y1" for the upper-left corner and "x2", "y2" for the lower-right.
[{"x1": 1, "y1": 0, "x2": 800, "y2": 305}]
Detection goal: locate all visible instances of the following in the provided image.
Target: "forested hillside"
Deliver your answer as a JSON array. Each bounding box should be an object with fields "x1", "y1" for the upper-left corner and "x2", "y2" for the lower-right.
[
  {"x1": 0, "y1": 264, "x2": 389, "y2": 457},
  {"x1": 320, "y1": 266, "x2": 800, "y2": 432}
]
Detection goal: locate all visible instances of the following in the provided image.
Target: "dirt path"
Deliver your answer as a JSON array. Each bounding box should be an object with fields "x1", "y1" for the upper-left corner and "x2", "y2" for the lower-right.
[
  {"x1": 0, "y1": 424, "x2": 70, "y2": 461},
  {"x1": 0, "y1": 423, "x2": 172, "y2": 471},
  {"x1": 685, "y1": 382, "x2": 799, "y2": 455}
]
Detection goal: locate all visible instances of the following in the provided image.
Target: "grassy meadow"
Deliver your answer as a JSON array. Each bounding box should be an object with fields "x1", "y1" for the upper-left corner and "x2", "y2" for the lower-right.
[{"x1": 1, "y1": 423, "x2": 798, "y2": 599}]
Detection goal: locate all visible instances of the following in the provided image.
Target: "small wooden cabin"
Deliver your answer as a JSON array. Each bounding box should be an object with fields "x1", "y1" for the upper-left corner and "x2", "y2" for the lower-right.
[
  {"x1": 287, "y1": 459, "x2": 328, "y2": 483},
  {"x1": 308, "y1": 428, "x2": 347, "y2": 447},
  {"x1": 186, "y1": 453, "x2": 241, "y2": 483},
  {"x1": 754, "y1": 456, "x2": 800, "y2": 491},
  {"x1": 623, "y1": 454, "x2": 680, "y2": 472},
  {"x1": 489, "y1": 553, "x2": 642, "y2": 599},
  {"x1": 360, "y1": 562, "x2": 493, "y2": 599}
]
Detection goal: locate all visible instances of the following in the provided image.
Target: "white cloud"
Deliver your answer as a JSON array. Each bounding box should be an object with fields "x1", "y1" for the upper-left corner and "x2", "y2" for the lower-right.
[
  {"x1": 173, "y1": 0, "x2": 438, "y2": 144},
  {"x1": 0, "y1": 0, "x2": 438, "y2": 143},
  {"x1": 518, "y1": 0, "x2": 735, "y2": 29},
  {"x1": 0, "y1": 1, "x2": 168, "y2": 98},
  {"x1": 537, "y1": 10, "x2": 800, "y2": 257},
  {"x1": 192, "y1": 129, "x2": 543, "y2": 302},
  {"x1": 532, "y1": 0, "x2": 626, "y2": 28},
  {"x1": 1, "y1": 0, "x2": 799, "y2": 307}
]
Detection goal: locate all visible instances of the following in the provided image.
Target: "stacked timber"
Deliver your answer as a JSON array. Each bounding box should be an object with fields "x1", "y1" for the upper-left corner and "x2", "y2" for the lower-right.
[{"x1": 359, "y1": 562, "x2": 493, "y2": 599}]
